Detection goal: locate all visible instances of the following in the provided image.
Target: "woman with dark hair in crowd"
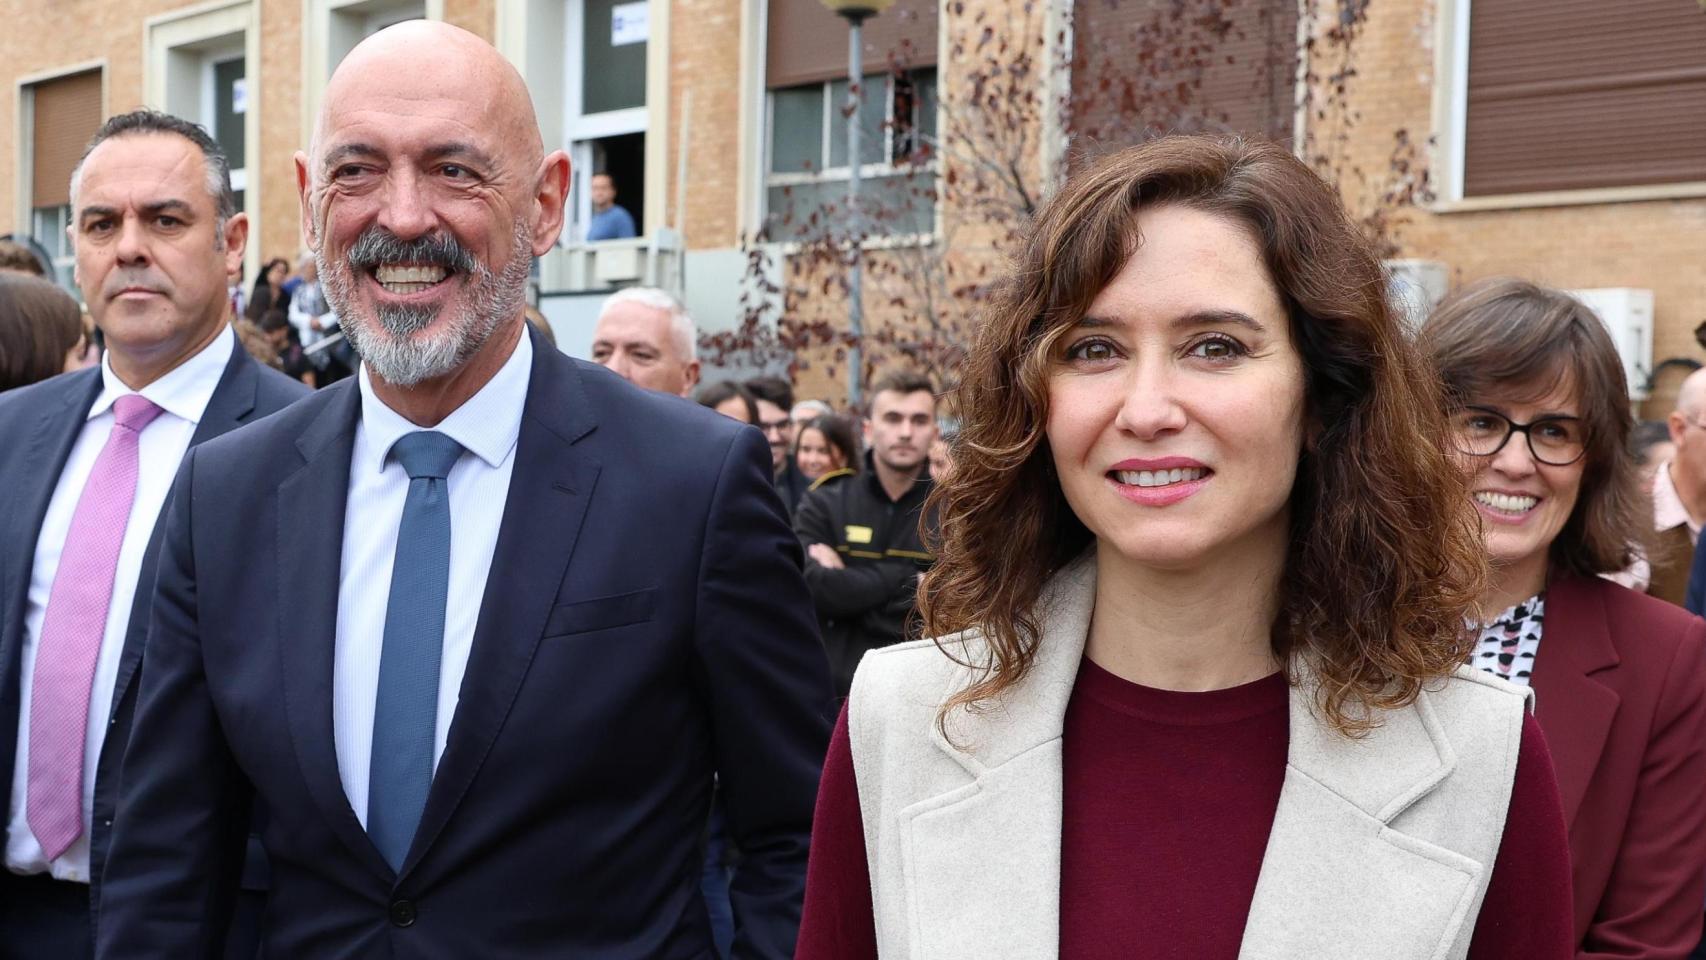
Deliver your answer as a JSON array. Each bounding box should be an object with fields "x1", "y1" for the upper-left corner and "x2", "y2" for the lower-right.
[
  {"x1": 1422, "y1": 278, "x2": 1706, "y2": 959},
  {"x1": 245, "y1": 256, "x2": 292, "y2": 322},
  {"x1": 796, "y1": 136, "x2": 1573, "y2": 958},
  {"x1": 0, "y1": 271, "x2": 91, "y2": 391},
  {"x1": 795, "y1": 413, "x2": 859, "y2": 482},
  {"x1": 696, "y1": 380, "x2": 759, "y2": 425}
]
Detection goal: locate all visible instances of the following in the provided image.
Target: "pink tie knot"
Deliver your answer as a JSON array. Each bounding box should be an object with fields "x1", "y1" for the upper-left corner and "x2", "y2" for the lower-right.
[{"x1": 112, "y1": 394, "x2": 164, "y2": 433}]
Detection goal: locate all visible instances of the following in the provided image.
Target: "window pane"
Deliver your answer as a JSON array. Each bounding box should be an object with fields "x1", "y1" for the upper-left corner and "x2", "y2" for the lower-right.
[
  {"x1": 827, "y1": 74, "x2": 887, "y2": 169},
  {"x1": 583, "y1": 0, "x2": 648, "y2": 114},
  {"x1": 770, "y1": 86, "x2": 825, "y2": 174},
  {"x1": 864, "y1": 170, "x2": 935, "y2": 236},
  {"x1": 32, "y1": 206, "x2": 65, "y2": 258},
  {"x1": 766, "y1": 180, "x2": 846, "y2": 240},
  {"x1": 212, "y1": 57, "x2": 246, "y2": 171}
]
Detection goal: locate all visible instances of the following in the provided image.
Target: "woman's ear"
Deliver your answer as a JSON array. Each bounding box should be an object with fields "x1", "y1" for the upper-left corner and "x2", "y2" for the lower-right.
[{"x1": 1303, "y1": 412, "x2": 1325, "y2": 455}]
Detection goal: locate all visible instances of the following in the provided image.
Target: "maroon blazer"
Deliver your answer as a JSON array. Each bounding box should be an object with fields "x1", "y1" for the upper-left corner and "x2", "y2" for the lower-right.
[{"x1": 1532, "y1": 575, "x2": 1706, "y2": 959}]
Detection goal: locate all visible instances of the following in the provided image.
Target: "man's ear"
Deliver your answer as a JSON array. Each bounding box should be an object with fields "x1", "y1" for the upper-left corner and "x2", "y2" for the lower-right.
[
  {"x1": 222, "y1": 212, "x2": 250, "y2": 282},
  {"x1": 531, "y1": 150, "x2": 572, "y2": 255},
  {"x1": 295, "y1": 151, "x2": 318, "y2": 250},
  {"x1": 681, "y1": 360, "x2": 702, "y2": 398}
]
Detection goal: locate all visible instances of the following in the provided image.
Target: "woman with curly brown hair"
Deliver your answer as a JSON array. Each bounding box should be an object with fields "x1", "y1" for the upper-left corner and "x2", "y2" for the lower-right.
[
  {"x1": 795, "y1": 136, "x2": 1573, "y2": 959},
  {"x1": 1423, "y1": 278, "x2": 1706, "y2": 960}
]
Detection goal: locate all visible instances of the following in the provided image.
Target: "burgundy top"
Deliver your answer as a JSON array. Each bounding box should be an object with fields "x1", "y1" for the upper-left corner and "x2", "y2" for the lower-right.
[{"x1": 797, "y1": 659, "x2": 1575, "y2": 958}]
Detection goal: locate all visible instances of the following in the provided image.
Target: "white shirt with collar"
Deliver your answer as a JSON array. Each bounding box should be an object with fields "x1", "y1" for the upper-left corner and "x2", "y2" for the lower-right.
[
  {"x1": 333, "y1": 330, "x2": 532, "y2": 828},
  {"x1": 5, "y1": 324, "x2": 236, "y2": 882},
  {"x1": 1653, "y1": 459, "x2": 1701, "y2": 545}
]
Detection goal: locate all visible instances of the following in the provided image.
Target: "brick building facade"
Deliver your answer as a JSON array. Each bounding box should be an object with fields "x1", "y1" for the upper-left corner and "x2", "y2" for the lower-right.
[{"x1": 2, "y1": 0, "x2": 1701, "y2": 414}]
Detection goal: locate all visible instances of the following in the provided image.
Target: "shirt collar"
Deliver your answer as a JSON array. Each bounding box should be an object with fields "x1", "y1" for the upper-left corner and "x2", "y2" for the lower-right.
[
  {"x1": 355, "y1": 326, "x2": 533, "y2": 475},
  {"x1": 1653, "y1": 459, "x2": 1700, "y2": 534},
  {"x1": 88, "y1": 323, "x2": 235, "y2": 425}
]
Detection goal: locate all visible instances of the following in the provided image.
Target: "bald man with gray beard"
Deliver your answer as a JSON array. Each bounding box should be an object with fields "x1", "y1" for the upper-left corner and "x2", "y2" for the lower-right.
[{"x1": 95, "y1": 22, "x2": 830, "y2": 959}]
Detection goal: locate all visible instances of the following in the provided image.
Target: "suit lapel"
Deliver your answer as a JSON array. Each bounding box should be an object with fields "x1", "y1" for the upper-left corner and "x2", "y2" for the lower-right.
[
  {"x1": 1528, "y1": 576, "x2": 1620, "y2": 829},
  {"x1": 186, "y1": 346, "x2": 258, "y2": 446},
  {"x1": 2, "y1": 371, "x2": 101, "y2": 636},
  {"x1": 110, "y1": 351, "x2": 260, "y2": 713},
  {"x1": 273, "y1": 382, "x2": 391, "y2": 879},
  {"x1": 0, "y1": 371, "x2": 102, "y2": 755},
  {"x1": 1239, "y1": 680, "x2": 1481, "y2": 959},
  {"x1": 401, "y1": 334, "x2": 600, "y2": 878}
]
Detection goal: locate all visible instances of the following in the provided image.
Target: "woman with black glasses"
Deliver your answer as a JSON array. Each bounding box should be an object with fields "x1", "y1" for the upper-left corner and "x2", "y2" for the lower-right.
[{"x1": 1423, "y1": 278, "x2": 1706, "y2": 960}]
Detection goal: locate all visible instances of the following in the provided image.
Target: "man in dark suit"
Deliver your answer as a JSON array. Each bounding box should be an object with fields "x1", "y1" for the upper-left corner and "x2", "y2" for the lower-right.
[
  {"x1": 97, "y1": 21, "x2": 831, "y2": 960},
  {"x1": 0, "y1": 111, "x2": 307, "y2": 958}
]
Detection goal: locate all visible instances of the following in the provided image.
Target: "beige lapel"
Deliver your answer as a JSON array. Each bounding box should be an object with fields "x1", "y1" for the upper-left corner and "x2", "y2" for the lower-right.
[
  {"x1": 894, "y1": 556, "x2": 1095, "y2": 958},
  {"x1": 1237, "y1": 681, "x2": 1485, "y2": 960}
]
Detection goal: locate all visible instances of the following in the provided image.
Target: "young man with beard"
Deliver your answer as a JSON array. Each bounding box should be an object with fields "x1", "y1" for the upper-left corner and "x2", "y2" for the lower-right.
[
  {"x1": 96, "y1": 22, "x2": 830, "y2": 960},
  {"x1": 0, "y1": 111, "x2": 306, "y2": 958},
  {"x1": 795, "y1": 371, "x2": 938, "y2": 697},
  {"x1": 749, "y1": 376, "x2": 811, "y2": 515}
]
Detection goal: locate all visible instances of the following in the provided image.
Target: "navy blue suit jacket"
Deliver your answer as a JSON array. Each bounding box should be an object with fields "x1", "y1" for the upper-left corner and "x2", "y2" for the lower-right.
[
  {"x1": 0, "y1": 345, "x2": 307, "y2": 910},
  {"x1": 96, "y1": 328, "x2": 833, "y2": 959}
]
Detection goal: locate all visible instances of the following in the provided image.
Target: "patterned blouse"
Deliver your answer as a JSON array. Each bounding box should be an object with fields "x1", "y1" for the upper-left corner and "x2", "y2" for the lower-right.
[{"x1": 1470, "y1": 594, "x2": 1545, "y2": 687}]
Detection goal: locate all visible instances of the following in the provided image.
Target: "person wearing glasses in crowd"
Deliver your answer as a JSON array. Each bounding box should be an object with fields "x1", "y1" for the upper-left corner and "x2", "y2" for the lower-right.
[
  {"x1": 1422, "y1": 278, "x2": 1706, "y2": 960},
  {"x1": 796, "y1": 136, "x2": 1574, "y2": 958},
  {"x1": 749, "y1": 376, "x2": 811, "y2": 516}
]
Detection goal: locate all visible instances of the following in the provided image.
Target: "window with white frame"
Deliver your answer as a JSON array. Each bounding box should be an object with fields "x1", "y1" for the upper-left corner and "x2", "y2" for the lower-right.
[
  {"x1": 764, "y1": 68, "x2": 937, "y2": 242},
  {"x1": 566, "y1": 0, "x2": 650, "y2": 242},
  {"x1": 1440, "y1": 0, "x2": 1706, "y2": 201}
]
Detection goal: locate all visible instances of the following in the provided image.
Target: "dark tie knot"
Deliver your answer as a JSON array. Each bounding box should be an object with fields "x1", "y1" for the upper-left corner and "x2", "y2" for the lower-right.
[{"x1": 391, "y1": 431, "x2": 463, "y2": 480}]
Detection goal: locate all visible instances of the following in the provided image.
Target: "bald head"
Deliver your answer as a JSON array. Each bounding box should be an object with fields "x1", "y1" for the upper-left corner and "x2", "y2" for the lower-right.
[
  {"x1": 312, "y1": 21, "x2": 543, "y2": 177},
  {"x1": 1677, "y1": 368, "x2": 1706, "y2": 420}
]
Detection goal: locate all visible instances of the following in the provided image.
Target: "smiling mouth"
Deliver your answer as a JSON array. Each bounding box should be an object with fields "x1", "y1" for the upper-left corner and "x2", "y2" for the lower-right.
[
  {"x1": 1111, "y1": 467, "x2": 1210, "y2": 488},
  {"x1": 369, "y1": 262, "x2": 456, "y2": 296},
  {"x1": 1474, "y1": 491, "x2": 1539, "y2": 516}
]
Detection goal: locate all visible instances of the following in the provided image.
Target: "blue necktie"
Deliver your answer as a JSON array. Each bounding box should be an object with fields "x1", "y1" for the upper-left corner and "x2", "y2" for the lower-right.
[
  {"x1": 1686, "y1": 532, "x2": 1706, "y2": 616},
  {"x1": 368, "y1": 430, "x2": 463, "y2": 871}
]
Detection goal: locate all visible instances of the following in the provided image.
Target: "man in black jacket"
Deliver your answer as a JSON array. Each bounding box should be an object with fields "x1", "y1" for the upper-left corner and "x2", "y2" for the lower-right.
[{"x1": 794, "y1": 371, "x2": 938, "y2": 696}]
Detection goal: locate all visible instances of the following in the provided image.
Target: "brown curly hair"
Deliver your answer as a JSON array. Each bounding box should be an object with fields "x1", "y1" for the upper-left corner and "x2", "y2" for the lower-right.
[
  {"x1": 1420, "y1": 277, "x2": 1649, "y2": 579},
  {"x1": 917, "y1": 135, "x2": 1486, "y2": 737}
]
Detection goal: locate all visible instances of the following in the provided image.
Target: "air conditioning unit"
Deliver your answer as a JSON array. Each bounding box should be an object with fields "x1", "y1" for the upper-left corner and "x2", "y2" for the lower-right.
[
  {"x1": 1384, "y1": 259, "x2": 1451, "y2": 333},
  {"x1": 1565, "y1": 288, "x2": 1654, "y2": 401}
]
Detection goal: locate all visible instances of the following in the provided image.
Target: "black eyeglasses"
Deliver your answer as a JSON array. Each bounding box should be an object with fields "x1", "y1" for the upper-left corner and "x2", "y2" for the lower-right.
[{"x1": 1450, "y1": 406, "x2": 1587, "y2": 467}]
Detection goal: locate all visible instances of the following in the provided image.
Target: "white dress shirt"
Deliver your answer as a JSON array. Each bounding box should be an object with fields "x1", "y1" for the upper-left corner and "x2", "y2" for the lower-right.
[
  {"x1": 6, "y1": 325, "x2": 236, "y2": 882},
  {"x1": 333, "y1": 331, "x2": 531, "y2": 828}
]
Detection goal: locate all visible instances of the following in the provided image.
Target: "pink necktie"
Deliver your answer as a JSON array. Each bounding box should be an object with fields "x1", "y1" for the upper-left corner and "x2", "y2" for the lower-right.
[{"x1": 27, "y1": 393, "x2": 163, "y2": 861}]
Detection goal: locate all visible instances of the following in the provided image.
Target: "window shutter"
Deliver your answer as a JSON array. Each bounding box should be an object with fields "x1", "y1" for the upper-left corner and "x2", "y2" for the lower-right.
[
  {"x1": 767, "y1": 0, "x2": 938, "y2": 90},
  {"x1": 1464, "y1": 0, "x2": 1706, "y2": 197},
  {"x1": 1069, "y1": 0, "x2": 1298, "y2": 149},
  {"x1": 32, "y1": 70, "x2": 103, "y2": 209}
]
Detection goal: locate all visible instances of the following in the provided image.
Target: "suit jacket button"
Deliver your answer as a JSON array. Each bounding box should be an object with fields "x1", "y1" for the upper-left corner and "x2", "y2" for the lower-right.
[{"x1": 389, "y1": 899, "x2": 417, "y2": 927}]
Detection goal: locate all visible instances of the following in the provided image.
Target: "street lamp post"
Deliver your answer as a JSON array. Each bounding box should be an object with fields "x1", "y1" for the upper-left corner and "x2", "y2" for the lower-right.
[{"x1": 822, "y1": 0, "x2": 894, "y2": 407}]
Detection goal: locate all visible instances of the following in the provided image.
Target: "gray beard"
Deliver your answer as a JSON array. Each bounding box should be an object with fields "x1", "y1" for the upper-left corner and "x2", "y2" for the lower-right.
[{"x1": 319, "y1": 219, "x2": 533, "y2": 387}]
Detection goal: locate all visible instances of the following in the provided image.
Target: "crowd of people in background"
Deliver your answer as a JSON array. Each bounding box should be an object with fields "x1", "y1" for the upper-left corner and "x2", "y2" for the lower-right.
[{"x1": 4, "y1": 18, "x2": 1706, "y2": 960}]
